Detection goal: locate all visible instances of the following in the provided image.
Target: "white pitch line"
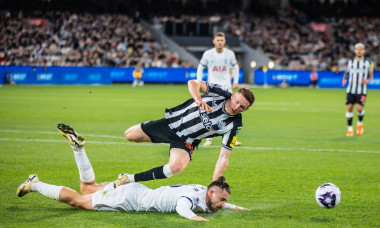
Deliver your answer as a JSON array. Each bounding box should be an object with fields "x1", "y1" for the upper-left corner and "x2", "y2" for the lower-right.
[
  {"x1": 0, "y1": 137, "x2": 379, "y2": 154},
  {"x1": 0, "y1": 129, "x2": 124, "y2": 139}
]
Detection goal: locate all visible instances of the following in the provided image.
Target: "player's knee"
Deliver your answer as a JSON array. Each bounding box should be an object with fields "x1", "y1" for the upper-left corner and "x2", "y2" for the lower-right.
[
  {"x1": 124, "y1": 128, "x2": 136, "y2": 141},
  {"x1": 170, "y1": 163, "x2": 186, "y2": 174}
]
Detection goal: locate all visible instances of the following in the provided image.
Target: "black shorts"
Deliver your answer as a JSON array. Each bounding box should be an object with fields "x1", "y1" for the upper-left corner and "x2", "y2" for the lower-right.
[
  {"x1": 346, "y1": 93, "x2": 366, "y2": 106},
  {"x1": 141, "y1": 118, "x2": 194, "y2": 160}
]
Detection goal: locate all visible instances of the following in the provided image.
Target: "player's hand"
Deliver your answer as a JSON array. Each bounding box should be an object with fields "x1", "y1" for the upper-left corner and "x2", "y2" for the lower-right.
[
  {"x1": 362, "y1": 78, "x2": 369, "y2": 85},
  {"x1": 342, "y1": 79, "x2": 347, "y2": 86},
  {"x1": 232, "y1": 82, "x2": 238, "y2": 89},
  {"x1": 196, "y1": 100, "x2": 213, "y2": 113},
  {"x1": 234, "y1": 206, "x2": 251, "y2": 210},
  {"x1": 191, "y1": 216, "x2": 209, "y2": 221}
]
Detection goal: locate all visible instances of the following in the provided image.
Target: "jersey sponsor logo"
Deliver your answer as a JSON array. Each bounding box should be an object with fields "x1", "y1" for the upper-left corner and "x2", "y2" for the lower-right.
[
  {"x1": 217, "y1": 120, "x2": 226, "y2": 130},
  {"x1": 229, "y1": 136, "x2": 237, "y2": 148},
  {"x1": 199, "y1": 110, "x2": 213, "y2": 130},
  {"x1": 212, "y1": 66, "x2": 227, "y2": 72}
]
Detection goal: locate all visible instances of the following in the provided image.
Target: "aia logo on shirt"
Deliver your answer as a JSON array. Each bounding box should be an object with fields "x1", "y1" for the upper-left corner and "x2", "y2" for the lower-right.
[{"x1": 212, "y1": 66, "x2": 227, "y2": 72}]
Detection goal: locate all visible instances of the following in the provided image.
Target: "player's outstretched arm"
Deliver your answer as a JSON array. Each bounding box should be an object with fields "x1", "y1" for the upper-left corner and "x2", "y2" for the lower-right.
[
  {"x1": 212, "y1": 147, "x2": 231, "y2": 181},
  {"x1": 191, "y1": 216, "x2": 209, "y2": 221},
  {"x1": 176, "y1": 197, "x2": 208, "y2": 221},
  {"x1": 223, "y1": 203, "x2": 250, "y2": 210}
]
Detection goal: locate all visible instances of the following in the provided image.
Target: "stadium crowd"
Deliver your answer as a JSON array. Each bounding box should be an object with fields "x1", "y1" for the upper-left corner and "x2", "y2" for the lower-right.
[
  {"x1": 0, "y1": 10, "x2": 192, "y2": 68},
  {"x1": 152, "y1": 8, "x2": 380, "y2": 71},
  {"x1": 225, "y1": 9, "x2": 380, "y2": 71},
  {"x1": 1, "y1": 4, "x2": 379, "y2": 71}
]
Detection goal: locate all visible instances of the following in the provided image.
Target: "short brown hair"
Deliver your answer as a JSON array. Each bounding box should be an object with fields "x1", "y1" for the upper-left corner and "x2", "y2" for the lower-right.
[
  {"x1": 237, "y1": 87, "x2": 255, "y2": 106},
  {"x1": 214, "y1": 32, "x2": 225, "y2": 38}
]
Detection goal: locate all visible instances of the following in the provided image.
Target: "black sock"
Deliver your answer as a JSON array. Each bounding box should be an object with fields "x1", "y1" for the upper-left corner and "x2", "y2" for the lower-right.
[
  {"x1": 134, "y1": 165, "x2": 167, "y2": 182},
  {"x1": 358, "y1": 114, "x2": 364, "y2": 122},
  {"x1": 347, "y1": 117, "x2": 353, "y2": 126}
]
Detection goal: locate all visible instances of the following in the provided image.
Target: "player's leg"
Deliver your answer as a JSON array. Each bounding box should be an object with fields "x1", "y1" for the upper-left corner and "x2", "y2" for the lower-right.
[
  {"x1": 124, "y1": 124, "x2": 152, "y2": 142},
  {"x1": 114, "y1": 148, "x2": 190, "y2": 187},
  {"x1": 203, "y1": 138, "x2": 213, "y2": 146},
  {"x1": 57, "y1": 123, "x2": 106, "y2": 194},
  {"x1": 17, "y1": 174, "x2": 94, "y2": 210},
  {"x1": 345, "y1": 94, "x2": 354, "y2": 136},
  {"x1": 115, "y1": 119, "x2": 187, "y2": 187},
  {"x1": 356, "y1": 102, "x2": 365, "y2": 135}
]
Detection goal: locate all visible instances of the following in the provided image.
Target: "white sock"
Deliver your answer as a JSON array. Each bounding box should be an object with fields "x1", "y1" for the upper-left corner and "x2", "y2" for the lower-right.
[
  {"x1": 348, "y1": 126, "x2": 353, "y2": 131},
  {"x1": 358, "y1": 110, "x2": 365, "y2": 116},
  {"x1": 357, "y1": 121, "x2": 363, "y2": 125},
  {"x1": 345, "y1": 112, "x2": 353, "y2": 119},
  {"x1": 163, "y1": 164, "x2": 174, "y2": 178},
  {"x1": 72, "y1": 146, "x2": 95, "y2": 183},
  {"x1": 127, "y1": 174, "x2": 135, "y2": 183},
  {"x1": 31, "y1": 181, "x2": 63, "y2": 200}
]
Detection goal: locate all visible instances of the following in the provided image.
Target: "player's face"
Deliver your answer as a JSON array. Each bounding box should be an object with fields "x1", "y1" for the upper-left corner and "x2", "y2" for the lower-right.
[
  {"x1": 207, "y1": 189, "x2": 230, "y2": 212},
  {"x1": 213, "y1": 36, "x2": 226, "y2": 50},
  {"x1": 354, "y1": 46, "x2": 365, "y2": 58},
  {"x1": 227, "y1": 92, "x2": 250, "y2": 115}
]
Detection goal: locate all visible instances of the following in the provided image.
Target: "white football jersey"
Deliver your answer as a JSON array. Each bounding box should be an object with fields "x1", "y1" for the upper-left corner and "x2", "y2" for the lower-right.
[
  {"x1": 92, "y1": 183, "x2": 210, "y2": 213},
  {"x1": 199, "y1": 48, "x2": 238, "y2": 90},
  {"x1": 139, "y1": 184, "x2": 210, "y2": 213}
]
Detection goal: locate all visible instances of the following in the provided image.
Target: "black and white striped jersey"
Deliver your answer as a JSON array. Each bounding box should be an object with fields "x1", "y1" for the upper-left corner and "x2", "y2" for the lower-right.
[
  {"x1": 165, "y1": 82, "x2": 242, "y2": 150},
  {"x1": 345, "y1": 57, "x2": 374, "y2": 95}
]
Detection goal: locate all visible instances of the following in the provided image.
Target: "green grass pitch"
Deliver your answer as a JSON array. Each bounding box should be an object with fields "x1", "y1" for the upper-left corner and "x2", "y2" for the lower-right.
[{"x1": 0, "y1": 84, "x2": 379, "y2": 227}]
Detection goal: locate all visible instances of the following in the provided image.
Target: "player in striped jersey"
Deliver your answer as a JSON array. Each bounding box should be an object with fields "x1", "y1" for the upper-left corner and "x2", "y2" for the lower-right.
[
  {"x1": 17, "y1": 126, "x2": 248, "y2": 221},
  {"x1": 197, "y1": 32, "x2": 241, "y2": 146},
  {"x1": 114, "y1": 80, "x2": 254, "y2": 186},
  {"x1": 342, "y1": 43, "x2": 373, "y2": 136}
]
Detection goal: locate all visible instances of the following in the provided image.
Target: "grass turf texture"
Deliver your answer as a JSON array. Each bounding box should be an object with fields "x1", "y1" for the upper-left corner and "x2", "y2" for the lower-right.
[{"x1": 0, "y1": 84, "x2": 379, "y2": 227}]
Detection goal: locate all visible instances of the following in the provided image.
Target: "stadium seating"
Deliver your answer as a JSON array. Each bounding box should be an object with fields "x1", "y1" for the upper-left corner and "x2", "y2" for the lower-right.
[{"x1": 0, "y1": 10, "x2": 193, "y2": 68}]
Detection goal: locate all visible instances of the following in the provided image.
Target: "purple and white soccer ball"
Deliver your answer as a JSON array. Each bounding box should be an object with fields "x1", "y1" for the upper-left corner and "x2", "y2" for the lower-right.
[{"x1": 315, "y1": 183, "x2": 341, "y2": 208}]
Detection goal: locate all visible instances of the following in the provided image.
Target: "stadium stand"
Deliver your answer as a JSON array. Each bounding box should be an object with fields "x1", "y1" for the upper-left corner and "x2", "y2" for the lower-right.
[
  {"x1": 151, "y1": 7, "x2": 379, "y2": 71},
  {"x1": 0, "y1": 10, "x2": 193, "y2": 67}
]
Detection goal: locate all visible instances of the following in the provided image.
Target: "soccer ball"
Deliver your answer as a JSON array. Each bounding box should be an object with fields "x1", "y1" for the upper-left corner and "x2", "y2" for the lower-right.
[{"x1": 315, "y1": 183, "x2": 341, "y2": 208}]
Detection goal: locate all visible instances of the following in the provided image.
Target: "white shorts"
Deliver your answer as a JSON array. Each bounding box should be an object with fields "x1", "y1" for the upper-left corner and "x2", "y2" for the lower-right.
[{"x1": 92, "y1": 183, "x2": 149, "y2": 211}]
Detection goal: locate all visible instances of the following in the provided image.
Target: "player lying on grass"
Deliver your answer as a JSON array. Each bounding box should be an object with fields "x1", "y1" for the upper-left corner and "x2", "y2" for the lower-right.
[{"x1": 16, "y1": 124, "x2": 249, "y2": 221}]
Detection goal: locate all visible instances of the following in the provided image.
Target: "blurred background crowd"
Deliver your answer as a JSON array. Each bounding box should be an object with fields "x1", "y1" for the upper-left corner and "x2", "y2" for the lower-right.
[{"x1": 1, "y1": 0, "x2": 379, "y2": 71}]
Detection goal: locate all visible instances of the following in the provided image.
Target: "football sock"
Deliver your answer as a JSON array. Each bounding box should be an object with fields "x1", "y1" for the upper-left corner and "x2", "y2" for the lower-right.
[
  {"x1": 163, "y1": 164, "x2": 174, "y2": 177},
  {"x1": 358, "y1": 110, "x2": 365, "y2": 122},
  {"x1": 346, "y1": 112, "x2": 353, "y2": 127},
  {"x1": 72, "y1": 146, "x2": 95, "y2": 183},
  {"x1": 31, "y1": 181, "x2": 63, "y2": 200},
  {"x1": 134, "y1": 165, "x2": 173, "y2": 182}
]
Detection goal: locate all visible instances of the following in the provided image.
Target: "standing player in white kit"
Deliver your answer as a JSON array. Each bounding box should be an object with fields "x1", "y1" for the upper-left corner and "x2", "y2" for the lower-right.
[
  {"x1": 197, "y1": 32, "x2": 242, "y2": 146},
  {"x1": 16, "y1": 124, "x2": 249, "y2": 221}
]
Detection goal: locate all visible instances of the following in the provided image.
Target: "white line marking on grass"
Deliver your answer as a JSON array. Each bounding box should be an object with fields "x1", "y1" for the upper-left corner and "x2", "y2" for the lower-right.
[
  {"x1": 1, "y1": 137, "x2": 379, "y2": 154},
  {"x1": 0, "y1": 129, "x2": 124, "y2": 139}
]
